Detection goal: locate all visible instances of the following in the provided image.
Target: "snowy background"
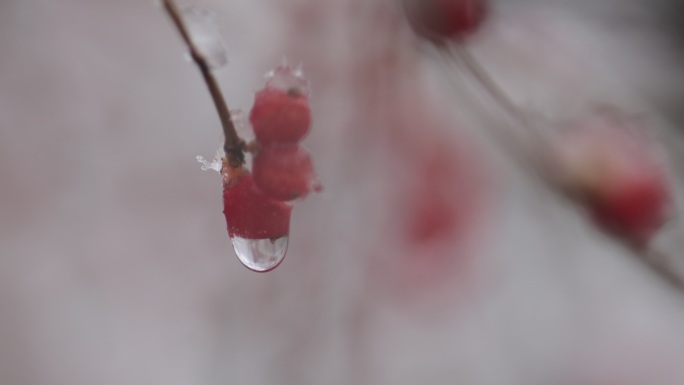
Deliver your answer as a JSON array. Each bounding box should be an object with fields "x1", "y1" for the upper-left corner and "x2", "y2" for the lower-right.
[{"x1": 1, "y1": 0, "x2": 684, "y2": 384}]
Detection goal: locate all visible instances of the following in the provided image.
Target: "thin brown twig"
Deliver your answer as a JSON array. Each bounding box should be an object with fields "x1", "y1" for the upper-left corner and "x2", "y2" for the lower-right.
[{"x1": 162, "y1": 0, "x2": 245, "y2": 168}]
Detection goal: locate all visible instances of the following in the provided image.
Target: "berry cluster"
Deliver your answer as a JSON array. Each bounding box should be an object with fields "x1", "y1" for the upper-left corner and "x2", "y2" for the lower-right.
[
  {"x1": 249, "y1": 69, "x2": 319, "y2": 202},
  {"x1": 222, "y1": 64, "x2": 319, "y2": 245}
]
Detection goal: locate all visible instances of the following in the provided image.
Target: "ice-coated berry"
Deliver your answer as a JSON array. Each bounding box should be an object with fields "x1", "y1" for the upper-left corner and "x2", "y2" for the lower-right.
[
  {"x1": 402, "y1": 0, "x2": 486, "y2": 41},
  {"x1": 249, "y1": 87, "x2": 311, "y2": 144},
  {"x1": 252, "y1": 144, "x2": 317, "y2": 202},
  {"x1": 223, "y1": 172, "x2": 292, "y2": 239}
]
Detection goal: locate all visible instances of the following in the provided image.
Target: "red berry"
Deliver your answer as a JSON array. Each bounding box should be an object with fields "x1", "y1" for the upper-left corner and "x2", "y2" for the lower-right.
[
  {"x1": 403, "y1": 144, "x2": 487, "y2": 245},
  {"x1": 590, "y1": 170, "x2": 669, "y2": 244},
  {"x1": 252, "y1": 144, "x2": 318, "y2": 202},
  {"x1": 408, "y1": 151, "x2": 467, "y2": 243},
  {"x1": 403, "y1": 0, "x2": 486, "y2": 41},
  {"x1": 249, "y1": 87, "x2": 311, "y2": 144},
  {"x1": 556, "y1": 112, "x2": 670, "y2": 245},
  {"x1": 222, "y1": 172, "x2": 292, "y2": 239}
]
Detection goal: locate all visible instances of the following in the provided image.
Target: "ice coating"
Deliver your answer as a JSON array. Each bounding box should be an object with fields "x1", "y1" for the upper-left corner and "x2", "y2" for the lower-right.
[
  {"x1": 196, "y1": 150, "x2": 223, "y2": 173},
  {"x1": 263, "y1": 61, "x2": 311, "y2": 97},
  {"x1": 180, "y1": 5, "x2": 228, "y2": 69}
]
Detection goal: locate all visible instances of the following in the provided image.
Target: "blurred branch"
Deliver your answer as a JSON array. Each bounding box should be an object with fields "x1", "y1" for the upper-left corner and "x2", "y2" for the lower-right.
[
  {"x1": 442, "y1": 44, "x2": 684, "y2": 294},
  {"x1": 439, "y1": 46, "x2": 549, "y2": 178},
  {"x1": 162, "y1": 0, "x2": 245, "y2": 168},
  {"x1": 639, "y1": 246, "x2": 684, "y2": 291}
]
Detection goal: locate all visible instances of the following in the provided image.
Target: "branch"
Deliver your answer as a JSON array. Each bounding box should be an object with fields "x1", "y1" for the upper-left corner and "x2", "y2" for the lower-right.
[
  {"x1": 162, "y1": 0, "x2": 245, "y2": 168},
  {"x1": 442, "y1": 44, "x2": 684, "y2": 294},
  {"x1": 639, "y1": 246, "x2": 684, "y2": 291}
]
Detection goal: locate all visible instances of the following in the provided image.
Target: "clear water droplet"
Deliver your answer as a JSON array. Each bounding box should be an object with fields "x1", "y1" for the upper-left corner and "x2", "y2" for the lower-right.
[
  {"x1": 231, "y1": 236, "x2": 289, "y2": 272},
  {"x1": 264, "y1": 62, "x2": 310, "y2": 97},
  {"x1": 180, "y1": 5, "x2": 228, "y2": 69}
]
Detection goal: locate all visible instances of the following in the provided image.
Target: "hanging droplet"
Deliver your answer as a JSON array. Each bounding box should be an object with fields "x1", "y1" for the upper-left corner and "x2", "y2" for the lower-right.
[
  {"x1": 231, "y1": 236, "x2": 289, "y2": 272},
  {"x1": 222, "y1": 172, "x2": 293, "y2": 272},
  {"x1": 180, "y1": 5, "x2": 228, "y2": 69}
]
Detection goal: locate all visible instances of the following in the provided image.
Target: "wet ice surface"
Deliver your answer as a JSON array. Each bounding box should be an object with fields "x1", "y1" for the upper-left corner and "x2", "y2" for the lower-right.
[{"x1": 2, "y1": 0, "x2": 684, "y2": 385}]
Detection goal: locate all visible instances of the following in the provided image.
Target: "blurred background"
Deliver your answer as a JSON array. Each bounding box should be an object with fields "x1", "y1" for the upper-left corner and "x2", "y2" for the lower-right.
[{"x1": 1, "y1": 0, "x2": 684, "y2": 384}]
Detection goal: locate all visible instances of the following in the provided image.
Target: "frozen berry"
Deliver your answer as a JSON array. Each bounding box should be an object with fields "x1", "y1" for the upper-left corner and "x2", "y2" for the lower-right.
[
  {"x1": 223, "y1": 172, "x2": 292, "y2": 239},
  {"x1": 249, "y1": 87, "x2": 311, "y2": 144},
  {"x1": 252, "y1": 144, "x2": 318, "y2": 202},
  {"x1": 402, "y1": 0, "x2": 486, "y2": 41}
]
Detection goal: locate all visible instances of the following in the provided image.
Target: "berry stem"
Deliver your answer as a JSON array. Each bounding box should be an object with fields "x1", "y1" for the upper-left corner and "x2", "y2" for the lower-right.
[
  {"x1": 162, "y1": 0, "x2": 245, "y2": 168},
  {"x1": 440, "y1": 45, "x2": 552, "y2": 181},
  {"x1": 447, "y1": 45, "x2": 547, "y2": 146},
  {"x1": 450, "y1": 46, "x2": 526, "y2": 129}
]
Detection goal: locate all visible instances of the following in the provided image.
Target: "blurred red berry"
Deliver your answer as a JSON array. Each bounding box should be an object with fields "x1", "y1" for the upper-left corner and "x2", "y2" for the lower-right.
[
  {"x1": 402, "y1": 0, "x2": 486, "y2": 41},
  {"x1": 223, "y1": 172, "x2": 292, "y2": 239},
  {"x1": 556, "y1": 112, "x2": 671, "y2": 245},
  {"x1": 249, "y1": 87, "x2": 311, "y2": 144},
  {"x1": 589, "y1": 170, "x2": 669, "y2": 244},
  {"x1": 407, "y1": 149, "x2": 478, "y2": 244},
  {"x1": 252, "y1": 144, "x2": 318, "y2": 202}
]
